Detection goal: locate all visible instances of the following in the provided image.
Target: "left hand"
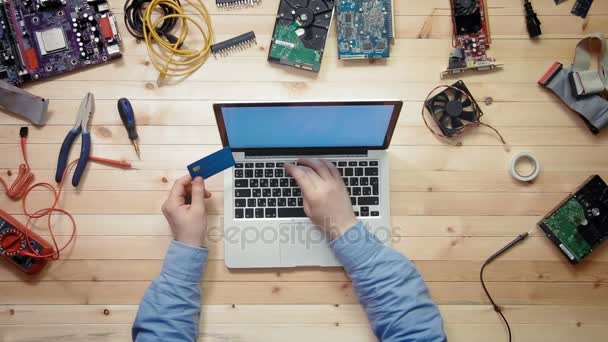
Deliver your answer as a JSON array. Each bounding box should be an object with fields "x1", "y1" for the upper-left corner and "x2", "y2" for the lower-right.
[{"x1": 161, "y1": 175, "x2": 212, "y2": 247}]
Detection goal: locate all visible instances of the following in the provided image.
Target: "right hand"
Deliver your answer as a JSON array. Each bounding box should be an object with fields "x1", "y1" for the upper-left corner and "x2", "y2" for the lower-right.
[
  {"x1": 161, "y1": 175, "x2": 212, "y2": 247},
  {"x1": 284, "y1": 159, "x2": 357, "y2": 240}
]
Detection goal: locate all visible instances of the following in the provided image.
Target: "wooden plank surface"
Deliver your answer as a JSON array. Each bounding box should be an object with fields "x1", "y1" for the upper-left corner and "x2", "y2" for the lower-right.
[
  {"x1": 1, "y1": 0, "x2": 608, "y2": 341},
  {"x1": 5, "y1": 323, "x2": 608, "y2": 342}
]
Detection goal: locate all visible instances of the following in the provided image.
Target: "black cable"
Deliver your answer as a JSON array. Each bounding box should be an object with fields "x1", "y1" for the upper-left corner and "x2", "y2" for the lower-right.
[
  {"x1": 523, "y1": 0, "x2": 542, "y2": 38},
  {"x1": 124, "y1": 0, "x2": 181, "y2": 44},
  {"x1": 479, "y1": 232, "x2": 531, "y2": 342}
]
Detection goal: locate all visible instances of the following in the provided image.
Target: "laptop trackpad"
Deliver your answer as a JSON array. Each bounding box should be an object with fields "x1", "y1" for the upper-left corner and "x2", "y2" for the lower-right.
[
  {"x1": 279, "y1": 222, "x2": 339, "y2": 267},
  {"x1": 224, "y1": 225, "x2": 281, "y2": 268}
]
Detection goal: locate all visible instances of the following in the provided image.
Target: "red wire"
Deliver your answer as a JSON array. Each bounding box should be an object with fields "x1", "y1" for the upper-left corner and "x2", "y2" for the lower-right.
[
  {"x1": 20, "y1": 159, "x2": 79, "y2": 260},
  {"x1": 2, "y1": 134, "x2": 130, "y2": 261},
  {"x1": 0, "y1": 138, "x2": 34, "y2": 200},
  {"x1": 0, "y1": 136, "x2": 77, "y2": 260}
]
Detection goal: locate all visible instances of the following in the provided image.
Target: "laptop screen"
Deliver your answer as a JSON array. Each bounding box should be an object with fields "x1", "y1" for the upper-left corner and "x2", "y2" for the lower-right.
[{"x1": 215, "y1": 101, "x2": 402, "y2": 150}]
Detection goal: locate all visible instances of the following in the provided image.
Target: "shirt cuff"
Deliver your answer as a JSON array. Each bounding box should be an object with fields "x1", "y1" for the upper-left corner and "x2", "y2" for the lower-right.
[
  {"x1": 161, "y1": 240, "x2": 209, "y2": 283},
  {"x1": 329, "y1": 221, "x2": 384, "y2": 272}
]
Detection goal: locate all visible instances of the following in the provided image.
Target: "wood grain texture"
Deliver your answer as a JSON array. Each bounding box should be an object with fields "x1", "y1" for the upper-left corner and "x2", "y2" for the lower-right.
[
  {"x1": 2, "y1": 323, "x2": 608, "y2": 342},
  {"x1": 2, "y1": 304, "x2": 608, "y2": 325},
  {"x1": 1, "y1": 0, "x2": 608, "y2": 340}
]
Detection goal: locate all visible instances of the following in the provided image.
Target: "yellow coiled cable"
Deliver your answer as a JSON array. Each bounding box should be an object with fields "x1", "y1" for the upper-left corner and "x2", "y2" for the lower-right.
[{"x1": 142, "y1": 0, "x2": 213, "y2": 82}]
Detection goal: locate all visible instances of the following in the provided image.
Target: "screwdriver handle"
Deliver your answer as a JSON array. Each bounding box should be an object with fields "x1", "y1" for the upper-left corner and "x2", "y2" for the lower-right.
[{"x1": 117, "y1": 98, "x2": 138, "y2": 141}]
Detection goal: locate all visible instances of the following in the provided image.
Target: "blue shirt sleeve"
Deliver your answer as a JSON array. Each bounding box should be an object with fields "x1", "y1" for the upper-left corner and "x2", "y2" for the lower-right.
[
  {"x1": 330, "y1": 222, "x2": 447, "y2": 342},
  {"x1": 132, "y1": 240, "x2": 208, "y2": 342}
]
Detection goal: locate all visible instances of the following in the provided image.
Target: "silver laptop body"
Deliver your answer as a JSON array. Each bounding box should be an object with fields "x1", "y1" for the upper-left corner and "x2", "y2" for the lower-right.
[{"x1": 214, "y1": 101, "x2": 402, "y2": 268}]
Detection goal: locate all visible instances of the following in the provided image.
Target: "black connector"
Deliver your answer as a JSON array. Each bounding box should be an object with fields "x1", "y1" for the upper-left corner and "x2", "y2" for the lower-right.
[
  {"x1": 164, "y1": 33, "x2": 183, "y2": 49},
  {"x1": 524, "y1": 0, "x2": 542, "y2": 38},
  {"x1": 572, "y1": 0, "x2": 594, "y2": 19},
  {"x1": 211, "y1": 31, "x2": 257, "y2": 56},
  {"x1": 19, "y1": 127, "x2": 28, "y2": 138}
]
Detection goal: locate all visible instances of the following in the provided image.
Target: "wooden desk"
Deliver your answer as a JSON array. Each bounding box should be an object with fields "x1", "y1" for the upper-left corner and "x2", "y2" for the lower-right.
[{"x1": 1, "y1": 0, "x2": 607, "y2": 341}]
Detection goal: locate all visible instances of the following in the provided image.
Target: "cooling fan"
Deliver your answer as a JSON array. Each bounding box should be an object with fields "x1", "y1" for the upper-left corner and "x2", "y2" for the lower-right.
[
  {"x1": 454, "y1": 0, "x2": 479, "y2": 16},
  {"x1": 422, "y1": 80, "x2": 509, "y2": 149},
  {"x1": 424, "y1": 80, "x2": 481, "y2": 137}
]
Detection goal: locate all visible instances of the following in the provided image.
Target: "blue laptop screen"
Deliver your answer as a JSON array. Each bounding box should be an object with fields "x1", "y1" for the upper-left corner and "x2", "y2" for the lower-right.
[{"x1": 221, "y1": 104, "x2": 395, "y2": 149}]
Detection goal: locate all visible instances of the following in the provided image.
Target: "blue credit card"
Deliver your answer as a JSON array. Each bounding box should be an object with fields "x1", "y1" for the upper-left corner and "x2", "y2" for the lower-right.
[{"x1": 187, "y1": 147, "x2": 236, "y2": 179}]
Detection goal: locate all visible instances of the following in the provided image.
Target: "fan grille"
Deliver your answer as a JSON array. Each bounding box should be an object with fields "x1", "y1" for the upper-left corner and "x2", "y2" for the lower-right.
[
  {"x1": 424, "y1": 81, "x2": 481, "y2": 137},
  {"x1": 454, "y1": 0, "x2": 479, "y2": 16}
]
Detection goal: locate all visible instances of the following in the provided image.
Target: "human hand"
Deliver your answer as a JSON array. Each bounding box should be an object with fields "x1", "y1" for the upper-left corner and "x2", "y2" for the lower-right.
[
  {"x1": 284, "y1": 159, "x2": 357, "y2": 240},
  {"x1": 161, "y1": 175, "x2": 212, "y2": 247}
]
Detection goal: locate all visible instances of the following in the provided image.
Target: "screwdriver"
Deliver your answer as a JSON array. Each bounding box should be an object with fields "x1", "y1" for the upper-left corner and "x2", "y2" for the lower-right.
[{"x1": 117, "y1": 98, "x2": 141, "y2": 159}]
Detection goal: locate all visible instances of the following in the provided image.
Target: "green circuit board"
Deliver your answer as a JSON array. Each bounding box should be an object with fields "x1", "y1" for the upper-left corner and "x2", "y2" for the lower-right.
[
  {"x1": 541, "y1": 198, "x2": 591, "y2": 261},
  {"x1": 269, "y1": 22, "x2": 322, "y2": 71}
]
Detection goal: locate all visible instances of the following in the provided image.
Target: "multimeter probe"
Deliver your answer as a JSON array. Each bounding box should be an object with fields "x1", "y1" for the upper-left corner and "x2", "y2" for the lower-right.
[{"x1": 0, "y1": 127, "x2": 78, "y2": 273}]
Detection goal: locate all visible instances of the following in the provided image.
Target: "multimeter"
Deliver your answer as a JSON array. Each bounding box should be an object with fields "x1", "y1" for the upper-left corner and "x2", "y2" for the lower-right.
[{"x1": 0, "y1": 209, "x2": 54, "y2": 274}]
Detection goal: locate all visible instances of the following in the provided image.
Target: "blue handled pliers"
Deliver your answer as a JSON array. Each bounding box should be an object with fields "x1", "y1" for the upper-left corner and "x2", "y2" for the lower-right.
[{"x1": 55, "y1": 93, "x2": 95, "y2": 186}]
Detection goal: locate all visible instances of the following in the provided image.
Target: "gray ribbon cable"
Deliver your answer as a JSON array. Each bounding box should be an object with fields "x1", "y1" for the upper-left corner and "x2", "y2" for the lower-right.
[
  {"x1": 541, "y1": 63, "x2": 608, "y2": 134},
  {"x1": 570, "y1": 33, "x2": 607, "y2": 96}
]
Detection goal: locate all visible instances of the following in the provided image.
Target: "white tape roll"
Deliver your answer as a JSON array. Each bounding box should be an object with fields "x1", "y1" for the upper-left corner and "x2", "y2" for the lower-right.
[{"x1": 509, "y1": 152, "x2": 541, "y2": 182}]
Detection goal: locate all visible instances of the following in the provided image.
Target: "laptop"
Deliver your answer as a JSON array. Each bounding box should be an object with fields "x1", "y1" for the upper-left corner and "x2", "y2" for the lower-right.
[{"x1": 214, "y1": 101, "x2": 402, "y2": 268}]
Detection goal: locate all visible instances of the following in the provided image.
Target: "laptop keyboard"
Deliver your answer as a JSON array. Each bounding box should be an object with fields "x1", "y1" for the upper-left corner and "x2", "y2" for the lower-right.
[{"x1": 234, "y1": 160, "x2": 380, "y2": 219}]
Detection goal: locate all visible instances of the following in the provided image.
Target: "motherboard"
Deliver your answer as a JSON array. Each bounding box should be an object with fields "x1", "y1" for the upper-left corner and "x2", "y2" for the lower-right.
[
  {"x1": 336, "y1": 0, "x2": 393, "y2": 59},
  {"x1": 268, "y1": 0, "x2": 334, "y2": 72},
  {"x1": 539, "y1": 175, "x2": 608, "y2": 264},
  {"x1": 0, "y1": 0, "x2": 121, "y2": 85}
]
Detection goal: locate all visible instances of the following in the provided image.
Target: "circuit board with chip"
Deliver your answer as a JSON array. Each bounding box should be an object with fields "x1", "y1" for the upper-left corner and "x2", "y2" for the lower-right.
[
  {"x1": 336, "y1": 0, "x2": 393, "y2": 60},
  {"x1": 0, "y1": 0, "x2": 121, "y2": 85},
  {"x1": 539, "y1": 175, "x2": 608, "y2": 264},
  {"x1": 442, "y1": 0, "x2": 500, "y2": 78},
  {"x1": 268, "y1": 0, "x2": 334, "y2": 72}
]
